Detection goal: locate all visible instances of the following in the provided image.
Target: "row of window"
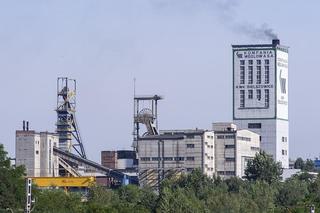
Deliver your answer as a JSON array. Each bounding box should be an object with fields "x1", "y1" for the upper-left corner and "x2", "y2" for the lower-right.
[
  {"x1": 217, "y1": 135, "x2": 235, "y2": 139},
  {"x1": 140, "y1": 157, "x2": 195, "y2": 161},
  {"x1": 237, "y1": 136, "x2": 251, "y2": 142},
  {"x1": 217, "y1": 135, "x2": 251, "y2": 142},
  {"x1": 217, "y1": 171, "x2": 236, "y2": 175},
  {"x1": 240, "y1": 65, "x2": 270, "y2": 85},
  {"x1": 251, "y1": 147, "x2": 260, "y2": 151},
  {"x1": 248, "y1": 123, "x2": 261, "y2": 129},
  {"x1": 240, "y1": 59, "x2": 269, "y2": 66},
  {"x1": 239, "y1": 89, "x2": 269, "y2": 108},
  {"x1": 282, "y1": 137, "x2": 288, "y2": 142},
  {"x1": 225, "y1": 157, "x2": 235, "y2": 162}
]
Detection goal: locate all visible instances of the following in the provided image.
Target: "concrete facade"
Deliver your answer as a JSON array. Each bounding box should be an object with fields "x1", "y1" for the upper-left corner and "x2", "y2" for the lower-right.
[
  {"x1": 213, "y1": 123, "x2": 260, "y2": 178},
  {"x1": 16, "y1": 130, "x2": 59, "y2": 177},
  {"x1": 138, "y1": 125, "x2": 259, "y2": 186},
  {"x1": 138, "y1": 129, "x2": 214, "y2": 187},
  {"x1": 232, "y1": 40, "x2": 289, "y2": 168}
]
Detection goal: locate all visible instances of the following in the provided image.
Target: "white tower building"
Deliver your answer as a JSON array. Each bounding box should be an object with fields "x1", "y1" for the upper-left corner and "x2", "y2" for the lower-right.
[{"x1": 232, "y1": 39, "x2": 289, "y2": 168}]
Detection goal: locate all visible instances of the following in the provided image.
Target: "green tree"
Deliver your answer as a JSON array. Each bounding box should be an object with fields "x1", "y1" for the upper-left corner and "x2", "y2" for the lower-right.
[
  {"x1": 86, "y1": 186, "x2": 119, "y2": 212},
  {"x1": 294, "y1": 157, "x2": 305, "y2": 170},
  {"x1": 245, "y1": 151, "x2": 283, "y2": 184},
  {"x1": 276, "y1": 178, "x2": 309, "y2": 210},
  {"x1": 33, "y1": 190, "x2": 84, "y2": 213},
  {"x1": 304, "y1": 159, "x2": 315, "y2": 172},
  {"x1": 0, "y1": 144, "x2": 25, "y2": 211}
]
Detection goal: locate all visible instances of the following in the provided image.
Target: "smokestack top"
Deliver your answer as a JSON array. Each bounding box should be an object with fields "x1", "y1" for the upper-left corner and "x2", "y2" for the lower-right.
[{"x1": 272, "y1": 39, "x2": 280, "y2": 46}]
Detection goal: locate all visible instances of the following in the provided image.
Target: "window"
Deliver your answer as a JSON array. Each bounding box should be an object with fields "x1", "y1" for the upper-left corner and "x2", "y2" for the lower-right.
[
  {"x1": 225, "y1": 135, "x2": 235, "y2": 139},
  {"x1": 248, "y1": 90, "x2": 253, "y2": 99},
  {"x1": 265, "y1": 66, "x2": 270, "y2": 84},
  {"x1": 225, "y1": 144, "x2": 235, "y2": 148},
  {"x1": 225, "y1": 158, "x2": 235, "y2": 162},
  {"x1": 163, "y1": 157, "x2": 173, "y2": 161},
  {"x1": 187, "y1": 144, "x2": 195, "y2": 148},
  {"x1": 186, "y1": 135, "x2": 195, "y2": 139},
  {"x1": 257, "y1": 60, "x2": 261, "y2": 65},
  {"x1": 265, "y1": 89, "x2": 269, "y2": 107},
  {"x1": 265, "y1": 59, "x2": 269, "y2": 65},
  {"x1": 282, "y1": 150, "x2": 287, "y2": 155},
  {"x1": 174, "y1": 157, "x2": 184, "y2": 161},
  {"x1": 256, "y1": 66, "x2": 261, "y2": 84},
  {"x1": 248, "y1": 60, "x2": 253, "y2": 65},
  {"x1": 240, "y1": 60, "x2": 245, "y2": 65},
  {"x1": 152, "y1": 157, "x2": 161, "y2": 161},
  {"x1": 240, "y1": 66, "x2": 245, "y2": 84},
  {"x1": 217, "y1": 171, "x2": 225, "y2": 175},
  {"x1": 256, "y1": 89, "x2": 261, "y2": 101},
  {"x1": 248, "y1": 66, "x2": 253, "y2": 84},
  {"x1": 186, "y1": 157, "x2": 195, "y2": 161},
  {"x1": 36, "y1": 150, "x2": 39, "y2": 155},
  {"x1": 217, "y1": 135, "x2": 224, "y2": 139},
  {"x1": 248, "y1": 123, "x2": 261, "y2": 129},
  {"x1": 187, "y1": 168, "x2": 194, "y2": 172},
  {"x1": 251, "y1": 147, "x2": 260, "y2": 151},
  {"x1": 141, "y1": 157, "x2": 150, "y2": 161},
  {"x1": 240, "y1": 90, "x2": 245, "y2": 108},
  {"x1": 237, "y1": 136, "x2": 251, "y2": 142},
  {"x1": 225, "y1": 171, "x2": 235, "y2": 175}
]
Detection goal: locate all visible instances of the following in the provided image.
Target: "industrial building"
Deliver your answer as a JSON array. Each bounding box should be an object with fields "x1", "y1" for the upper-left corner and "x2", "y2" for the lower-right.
[
  {"x1": 232, "y1": 39, "x2": 289, "y2": 168},
  {"x1": 101, "y1": 150, "x2": 137, "y2": 172},
  {"x1": 16, "y1": 121, "x2": 59, "y2": 177},
  {"x1": 137, "y1": 124, "x2": 260, "y2": 187},
  {"x1": 138, "y1": 129, "x2": 214, "y2": 187},
  {"x1": 213, "y1": 123, "x2": 260, "y2": 178}
]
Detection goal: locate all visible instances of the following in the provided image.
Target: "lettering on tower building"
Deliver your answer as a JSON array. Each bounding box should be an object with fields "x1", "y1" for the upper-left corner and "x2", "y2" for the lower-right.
[{"x1": 236, "y1": 50, "x2": 274, "y2": 59}]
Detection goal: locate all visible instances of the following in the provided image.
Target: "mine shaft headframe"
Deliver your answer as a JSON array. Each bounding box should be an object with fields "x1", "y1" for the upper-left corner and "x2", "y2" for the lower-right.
[
  {"x1": 56, "y1": 77, "x2": 87, "y2": 159},
  {"x1": 133, "y1": 95, "x2": 163, "y2": 139}
]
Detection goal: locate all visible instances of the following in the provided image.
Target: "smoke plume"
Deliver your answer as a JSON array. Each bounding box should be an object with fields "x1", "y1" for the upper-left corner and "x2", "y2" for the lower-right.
[
  {"x1": 150, "y1": 0, "x2": 278, "y2": 41},
  {"x1": 235, "y1": 23, "x2": 278, "y2": 40}
]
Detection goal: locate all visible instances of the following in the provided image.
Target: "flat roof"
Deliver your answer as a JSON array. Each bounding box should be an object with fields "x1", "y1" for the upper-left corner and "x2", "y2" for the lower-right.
[{"x1": 139, "y1": 134, "x2": 185, "y2": 141}]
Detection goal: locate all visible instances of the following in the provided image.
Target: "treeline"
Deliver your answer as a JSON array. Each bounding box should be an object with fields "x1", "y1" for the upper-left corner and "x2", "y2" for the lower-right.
[{"x1": 1, "y1": 143, "x2": 320, "y2": 213}]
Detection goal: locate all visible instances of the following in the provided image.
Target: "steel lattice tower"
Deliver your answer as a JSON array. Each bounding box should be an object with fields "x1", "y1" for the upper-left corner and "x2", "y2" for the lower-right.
[{"x1": 56, "y1": 77, "x2": 86, "y2": 159}]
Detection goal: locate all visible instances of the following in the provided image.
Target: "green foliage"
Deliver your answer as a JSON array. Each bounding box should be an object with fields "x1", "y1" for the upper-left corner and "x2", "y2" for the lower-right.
[
  {"x1": 245, "y1": 151, "x2": 283, "y2": 183},
  {"x1": 33, "y1": 190, "x2": 84, "y2": 213},
  {"x1": 0, "y1": 144, "x2": 25, "y2": 211},
  {"x1": 294, "y1": 157, "x2": 305, "y2": 169},
  {"x1": 3, "y1": 141, "x2": 320, "y2": 212},
  {"x1": 276, "y1": 178, "x2": 308, "y2": 209},
  {"x1": 294, "y1": 157, "x2": 316, "y2": 172},
  {"x1": 304, "y1": 159, "x2": 315, "y2": 172}
]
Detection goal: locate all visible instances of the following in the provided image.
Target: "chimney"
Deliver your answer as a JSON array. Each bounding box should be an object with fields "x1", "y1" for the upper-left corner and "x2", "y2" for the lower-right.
[
  {"x1": 26, "y1": 121, "x2": 29, "y2": 131},
  {"x1": 23, "y1": 120, "x2": 25, "y2": 131},
  {"x1": 272, "y1": 39, "x2": 280, "y2": 46}
]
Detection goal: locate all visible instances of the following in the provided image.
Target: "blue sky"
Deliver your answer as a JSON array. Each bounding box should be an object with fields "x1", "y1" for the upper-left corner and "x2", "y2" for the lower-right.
[{"x1": 1, "y1": 0, "x2": 320, "y2": 162}]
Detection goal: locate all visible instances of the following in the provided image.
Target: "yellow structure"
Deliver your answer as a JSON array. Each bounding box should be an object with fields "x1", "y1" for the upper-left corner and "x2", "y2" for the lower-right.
[{"x1": 31, "y1": 176, "x2": 95, "y2": 188}]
